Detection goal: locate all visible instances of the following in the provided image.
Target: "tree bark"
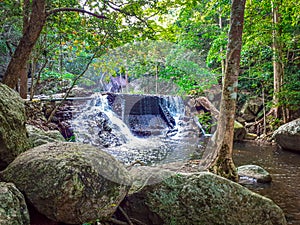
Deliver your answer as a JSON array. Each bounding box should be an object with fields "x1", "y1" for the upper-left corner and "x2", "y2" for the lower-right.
[
  {"x1": 271, "y1": 0, "x2": 284, "y2": 119},
  {"x1": 19, "y1": 0, "x2": 31, "y2": 99},
  {"x1": 200, "y1": 0, "x2": 246, "y2": 182},
  {"x1": 2, "y1": 0, "x2": 47, "y2": 89}
]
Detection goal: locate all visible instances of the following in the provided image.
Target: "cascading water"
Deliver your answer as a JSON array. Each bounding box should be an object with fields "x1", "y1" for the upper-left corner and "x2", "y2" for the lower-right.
[{"x1": 71, "y1": 93, "x2": 205, "y2": 165}]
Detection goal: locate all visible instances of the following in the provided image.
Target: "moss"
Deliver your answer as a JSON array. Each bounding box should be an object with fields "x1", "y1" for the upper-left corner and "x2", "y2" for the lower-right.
[
  {"x1": 0, "y1": 142, "x2": 131, "y2": 224},
  {"x1": 143, "y1": 172, "x2": 286, "y2": 225},
  {"x1": 0, "y1": 84, "x2": 30, "y2": 168}
]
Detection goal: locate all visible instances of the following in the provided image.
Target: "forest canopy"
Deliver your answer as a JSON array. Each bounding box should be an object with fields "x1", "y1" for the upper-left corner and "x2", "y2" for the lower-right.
[{"x1": 0, "y1": 0, "x2": 299, "y2": 119}]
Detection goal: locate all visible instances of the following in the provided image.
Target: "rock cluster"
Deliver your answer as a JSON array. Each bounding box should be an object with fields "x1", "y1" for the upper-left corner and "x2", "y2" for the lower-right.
[{"x1": 0, "y1": 142, "x2": 131, "y2": 224}]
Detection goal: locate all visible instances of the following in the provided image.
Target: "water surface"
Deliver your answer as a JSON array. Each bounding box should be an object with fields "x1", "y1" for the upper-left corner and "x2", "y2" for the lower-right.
[{"x1": 233, "y1": 142, "x2": 300, "y2": 225}]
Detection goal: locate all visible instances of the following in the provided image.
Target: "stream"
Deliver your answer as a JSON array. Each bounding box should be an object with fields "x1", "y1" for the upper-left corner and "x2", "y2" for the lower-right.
[
  {"x1": 233, "y1": 142, "x2": 300, "y2": 225},
  {"x1": 71, "y1": 93, "x2": 299, "y2": 224}
]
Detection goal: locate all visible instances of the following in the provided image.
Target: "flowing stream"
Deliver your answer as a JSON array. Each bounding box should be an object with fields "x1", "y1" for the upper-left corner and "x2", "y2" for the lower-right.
[{"x1": 233, "y1": 142, "x2": 300, "y2": 225}]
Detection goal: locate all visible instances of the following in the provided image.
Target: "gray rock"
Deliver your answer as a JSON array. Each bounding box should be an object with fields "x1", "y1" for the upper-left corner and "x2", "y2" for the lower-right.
[
  {"x1": 26, "y1": 124, "x2": 65, "y2": 147},
  {"x1": 0, "y1": 142, "x2": 132, "y2": 224},
  {"x1": 0, "y1": 182, "x2": 30, "y2": 225},
  {"x1": 234, "y1": 121, "x2": 247, "y2": 141},
  {"x1": 0, "y1": 83, "x2": 30, "y2": 170},
  {"x1": 122, "y1": 169, "x2": 286, "y2": 225},
  {"x1": 240, "y1": 98, "x2": 263, "y2": 122},
  {"x1": 238, "y1": 164, "x2": 272, "y2": 183},
  {"x1": 273, "y1": 118, "x2": 300, "y2": 151}
]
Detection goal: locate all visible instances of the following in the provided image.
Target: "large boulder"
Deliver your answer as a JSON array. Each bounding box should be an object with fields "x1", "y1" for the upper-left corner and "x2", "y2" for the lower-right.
[
  {"x1": 26, "y1": 124, "x2": 65, "y2": 148},
  {"x1": 0, "y1": 142, "x2": 132, "y2": 224},
  {"x1": 0, "y1": 182, "x2": 30, "y2": 225},
  {"x1": 0, "y1": 83, "x2": 29, "y2": 170},
  {"x1": 121, "y1": 168, "x2": 287, "y2": 225},
  {"x1": 273, "y1": 118, "x2": 300, "y2": 152}
]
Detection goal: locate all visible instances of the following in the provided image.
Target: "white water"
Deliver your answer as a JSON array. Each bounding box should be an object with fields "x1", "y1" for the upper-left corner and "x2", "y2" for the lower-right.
[{"x1": 71, "y1": 93, "x2": 204, "y2": 165}]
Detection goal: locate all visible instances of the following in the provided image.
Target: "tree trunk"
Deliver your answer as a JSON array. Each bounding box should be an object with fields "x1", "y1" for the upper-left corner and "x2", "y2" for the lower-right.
[
  {"x1": 2, "y1": 0, "x2": 46, "y2": 89},
  {"x1": 19, "y1": 0, "x2": 31, "y2": 99},
  {"x1": 200, "y1": 0, "x2": 246, "y2": 182},
  {"x1": 219, "y1": 8, "x2": 225, "y2": 77},
  {"x1": 271, "y1": 0, "x2": 284, "y2": 119}
]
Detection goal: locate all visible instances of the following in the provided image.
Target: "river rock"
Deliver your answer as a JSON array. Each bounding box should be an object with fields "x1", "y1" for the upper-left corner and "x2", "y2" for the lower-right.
[
  {"x1": 121, "y1": 168, "x2": 286, "y2": 225},
  {"x1": 26, "y1": 124, "x2": 65, "y2": 147},
  {"x1": 234, "y1": 121, "x2": 247, "y2": 141},
  {"x1": 0, "y1": 182, "x2": 30, "y2": 225},
  {"x1": 0, "y1": 83, "x2": 29, "y2": 170},
  {"x1": 240, "y1": 98, "x2": 263, "y2": 122},
  {"x1": 238, "y1": 165, "x2": 272, "y2": 183},
  {"x1": 0, "y1": 142, "x2": 132, "y2": 224},
  {"x1": 273, "y1": 118, "x2": 300, "y2": 152}
]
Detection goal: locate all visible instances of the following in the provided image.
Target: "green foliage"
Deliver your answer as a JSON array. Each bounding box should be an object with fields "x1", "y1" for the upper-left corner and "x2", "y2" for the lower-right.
[
  {"x1": 40, "y1": 69, "x2": 75, "y2": 81},
  {"x1": 278, "y1": 68, "x2": 300, "y2": 110},
  {"x1": 197, "y1": 112, "x2": 216, "y2": 134},
  {"x1": 1, "y1": 0, "x2": 299, "y2": 115},
  {"x1": 236, "y1": 0, "x2": 300, "y2": 114}
]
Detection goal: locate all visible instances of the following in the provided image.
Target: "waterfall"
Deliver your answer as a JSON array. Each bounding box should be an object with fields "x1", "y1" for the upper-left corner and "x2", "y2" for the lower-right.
[{"x1": 71, "y1": 93, "x2": 205, "y2": 165}]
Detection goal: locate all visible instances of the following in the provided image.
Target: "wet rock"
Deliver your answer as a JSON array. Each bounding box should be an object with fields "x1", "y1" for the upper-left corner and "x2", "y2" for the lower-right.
[
  {"x1": 67, "y1": 86, "x2": 94, "y2": 97},
  {"x1": 0, "y1": 182, "x2": 30, "y2": 225},
  {"x1": 245, "y1": 133, "x2": 258, "y2": 140},
  {"x1": 0, "y1": 142, "x2": 131, "y2": 224},
  {"x1": 26, "y1": 125, "x2": 65, "y2": 147},
  {"x1": 273, "y1": 118, "x2": 300, "y2": 152},
  {"x1": 234, "y1": 121, "x2": 247, "y2": 141},
  {"x1": 240, "y1": 98, "x2": 263, "y2": 122},
  {"x1": 238, "y1": 165, "x2": 272, "y2": 184},
  {"x1": 121, "y1": 169, "x2": 286, "y2": 225},
  {"x1": 0, "y1": 84, "x2": 30, "y2": 170}
]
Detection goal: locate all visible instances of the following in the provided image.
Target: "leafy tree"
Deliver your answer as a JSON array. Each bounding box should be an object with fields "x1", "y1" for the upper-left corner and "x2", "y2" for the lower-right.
[
  {"x1": 241, "y1": 0, "x2": 300, "y2": 122},
  {"x1": 0, "y1": 0, "x2": 165, "y2": 96}
]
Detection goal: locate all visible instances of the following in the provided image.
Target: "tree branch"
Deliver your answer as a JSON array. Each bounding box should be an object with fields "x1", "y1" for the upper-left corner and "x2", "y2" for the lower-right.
[
  {"x1": 47, "y1": 7, "x2": 107, "y2": 19},
  {"x1": 47, "y1": 52, "x2": 96, "y2": 123},
  {"x1": 107, "y1": 2, "x2": 149, "y2": 25}
]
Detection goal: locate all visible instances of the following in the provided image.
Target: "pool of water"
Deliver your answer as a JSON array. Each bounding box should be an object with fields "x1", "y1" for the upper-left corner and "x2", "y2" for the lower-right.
[{"x1": 233, "y1": 141, "x2": 300, "y2": 225}]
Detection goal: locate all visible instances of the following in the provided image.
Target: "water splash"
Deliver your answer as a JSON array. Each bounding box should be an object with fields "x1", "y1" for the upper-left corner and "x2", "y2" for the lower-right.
[{"x1": 71, "y1": 93, "x2": 204, "y2": 165}]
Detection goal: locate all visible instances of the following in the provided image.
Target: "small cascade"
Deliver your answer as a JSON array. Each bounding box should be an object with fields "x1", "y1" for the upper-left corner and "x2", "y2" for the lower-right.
[
  {"x1": 72, "y1": 93, "x2": 136, "y2": 147},
  {"x1": 71, "y1": 93, "x2": 205, "y2": 165}
]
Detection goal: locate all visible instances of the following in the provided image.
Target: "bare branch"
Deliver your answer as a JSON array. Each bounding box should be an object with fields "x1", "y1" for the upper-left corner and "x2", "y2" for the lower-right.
[{"x1": 47, "y1": 7, "x2": 107, "y2": 19}]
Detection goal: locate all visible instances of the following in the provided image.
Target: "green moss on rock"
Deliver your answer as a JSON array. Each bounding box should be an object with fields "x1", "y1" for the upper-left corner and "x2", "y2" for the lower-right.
[
  {"x1": 0, "y1": 182, "x2": 30, "y2": 225},
  {"x1": 123, "y1": 169, "x2": 287, "y2": 225},
  {"x1": 0, "y1": 84, "x2": 30, "y2": 169},
  {"x1": 0, "y1": 142, "x2": 132, "y2": 224}
]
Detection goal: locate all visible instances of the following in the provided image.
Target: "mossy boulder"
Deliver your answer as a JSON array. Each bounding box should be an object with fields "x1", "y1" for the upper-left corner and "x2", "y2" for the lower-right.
[
  {"x1": 238, "y1": 164, "x2": 272, "y2": 184},
  {"x1": 0, "y1": 83, "x2": 29, "y2": 170},
  {"x1": 273, "y1": 118, "x2": 300, "y2": 152},
  {"x1": 0, "y1": 142, "x2": 132, "y2": 224},
  {"x1": 122, "y1": 168, "x2": 286, "y2": 225},
  {"x1": 26, "y1": 124, "x2": 65, "y2": 147},
  {"x1": 0, "y1": 182, "x2": 30, "y2": 225}
]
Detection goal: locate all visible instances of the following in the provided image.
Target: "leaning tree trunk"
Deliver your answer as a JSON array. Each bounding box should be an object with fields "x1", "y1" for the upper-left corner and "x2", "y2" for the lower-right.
[
  {"x1": 2, "y1": 0, "x2": 46, "y2": 89},
  {"x1": 200, "y1": 0, "x2": 246, "y2": 182}
]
